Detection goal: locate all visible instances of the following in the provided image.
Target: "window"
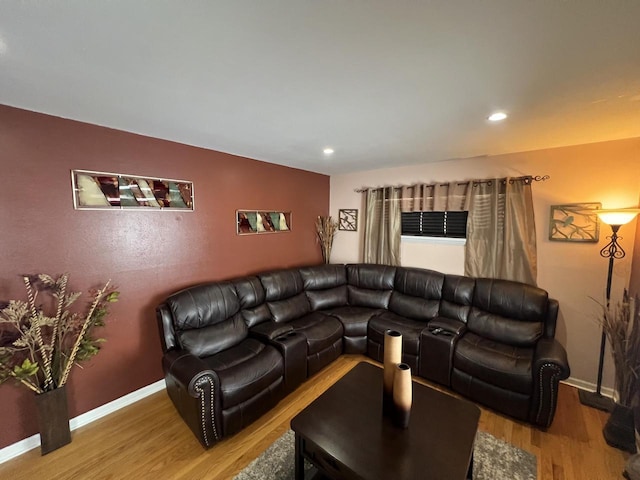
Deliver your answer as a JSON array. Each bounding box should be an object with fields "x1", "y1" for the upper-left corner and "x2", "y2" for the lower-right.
[{"x1": 401, "y1": 211, "x2": 468, "y2": 238}]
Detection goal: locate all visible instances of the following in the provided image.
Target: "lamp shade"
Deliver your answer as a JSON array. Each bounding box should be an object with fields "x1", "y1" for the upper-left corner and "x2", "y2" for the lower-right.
[{"x1": 596, "y1": 209, "x2": 640, "y2": 226}]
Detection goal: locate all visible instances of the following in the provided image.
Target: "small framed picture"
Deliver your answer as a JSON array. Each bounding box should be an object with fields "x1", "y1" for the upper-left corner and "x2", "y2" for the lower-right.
[
  {"x1": 338, "y1": 209, "x2": 358, "y2": 231},
  {"x1": 236, "y1": 210, "x2": 291, "y2": 235},
  {"x1": 549, "y1": 202, "x2": 601, "y2": 242}
]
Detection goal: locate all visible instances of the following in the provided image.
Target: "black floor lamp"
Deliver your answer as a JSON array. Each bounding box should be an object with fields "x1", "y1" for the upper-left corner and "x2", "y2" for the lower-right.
[{"x1": 579, "y1": 208, "x2": 640, "y2": 411}]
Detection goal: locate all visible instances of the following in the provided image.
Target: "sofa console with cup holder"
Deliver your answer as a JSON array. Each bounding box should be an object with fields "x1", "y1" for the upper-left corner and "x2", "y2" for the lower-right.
[{"x1": 156, "y1": 263, "x2": 570, "y2": 448}]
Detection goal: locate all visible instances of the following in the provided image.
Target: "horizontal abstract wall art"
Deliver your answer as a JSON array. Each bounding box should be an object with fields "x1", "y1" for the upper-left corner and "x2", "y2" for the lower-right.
[
  {"x1": 549, "y1": 202, "x2": 601, "y2": 242},
  {"x1": 237, "y1": 210, "x2": 291, "y2": 235},
  {"x1": 71, "y1": 170, "x2": 194, "y2": 210}
]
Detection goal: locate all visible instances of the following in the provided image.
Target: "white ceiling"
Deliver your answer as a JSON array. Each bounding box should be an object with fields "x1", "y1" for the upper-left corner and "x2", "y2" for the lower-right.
[{"x1": 1, "y1": 1, "x2": 639, "y2": 175}]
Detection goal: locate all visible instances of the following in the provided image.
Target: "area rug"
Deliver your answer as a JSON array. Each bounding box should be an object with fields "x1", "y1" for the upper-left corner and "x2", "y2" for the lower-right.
[{"x1": 234, "y1": 429, "x2": 536, "y2": 480}]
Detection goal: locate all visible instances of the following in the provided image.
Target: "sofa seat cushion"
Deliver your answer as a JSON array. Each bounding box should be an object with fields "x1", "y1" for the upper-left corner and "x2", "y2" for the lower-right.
[
  {"x1": 289, "y1": 312, "x2": 344, "y2": 355},
  {"x1": 203, "y1": 338, "x2": 284, "y2": 409},
  {"x1": 368, "y1": 312, "x2": 426, "y2": 356},
  {"x1": 453, "y1": 332, "x2": 533, "y2": 395},
  {"x1": 324, "y1": 306, "x2": 384, "y2": 336}
]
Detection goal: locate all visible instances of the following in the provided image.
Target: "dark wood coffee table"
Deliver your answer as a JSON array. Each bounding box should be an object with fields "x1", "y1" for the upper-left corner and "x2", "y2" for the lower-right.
[{"x1": 291, "y1": 362, "x2": 480, "y2": 480}]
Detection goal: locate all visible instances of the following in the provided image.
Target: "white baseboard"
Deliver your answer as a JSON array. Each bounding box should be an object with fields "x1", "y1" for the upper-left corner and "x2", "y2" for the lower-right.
[
  {"x1": 0, "y1": 379, "x2": 166, "y2": 465},
  {"x1": 562, "y1": 377, "x2": 615, "y2": 399}
]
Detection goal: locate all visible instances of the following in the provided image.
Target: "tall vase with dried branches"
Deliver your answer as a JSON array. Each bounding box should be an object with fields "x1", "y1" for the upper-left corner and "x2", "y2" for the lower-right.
[
  {"x1": 315, "y1": 216, "x2": 338, "y2": 264},
  {"x1": 599, "y1": 289, "x2": 640, "y2": 453},
  {"x1": 0, "y1": 273, "x2": 119, "y2": 453}
]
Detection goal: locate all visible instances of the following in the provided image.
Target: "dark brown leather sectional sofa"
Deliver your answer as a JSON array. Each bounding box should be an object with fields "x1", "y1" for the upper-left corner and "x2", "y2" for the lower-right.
[{"x1": 156, "y1": 263, "x2": 570, "y2": 448}]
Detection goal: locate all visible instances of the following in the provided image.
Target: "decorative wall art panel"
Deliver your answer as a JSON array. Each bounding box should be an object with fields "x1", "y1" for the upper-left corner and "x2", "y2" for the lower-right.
[
  {"x1": 237, "y1": 210, "x2": 291, "y2": 235},
  {"x1": 338, "y1": 209, "x2": 358, "y2": 231},
  {"x1": 549, "y1": 202, "x2": 601, "y2": 242},
  {"x1": 72, "y1": 170, "x2": 194, "y2": 210}
]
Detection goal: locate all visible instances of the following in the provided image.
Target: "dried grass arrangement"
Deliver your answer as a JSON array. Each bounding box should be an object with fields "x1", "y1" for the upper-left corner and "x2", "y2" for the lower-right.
[
  {"x1": 0, "y1": 273, "x2": 119, "y2": 394},
  {"x1": 600, "y1": 289, "x2": 640, "y2": 407},
  {"x1": 315, "y1": 216, "x2": 338, "y2": 264}
]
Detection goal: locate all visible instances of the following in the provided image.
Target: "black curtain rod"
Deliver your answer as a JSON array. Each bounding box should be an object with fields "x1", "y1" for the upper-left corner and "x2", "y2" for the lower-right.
[{"x1": 353, "y1": 175, "x2": 550, "y2": 193}]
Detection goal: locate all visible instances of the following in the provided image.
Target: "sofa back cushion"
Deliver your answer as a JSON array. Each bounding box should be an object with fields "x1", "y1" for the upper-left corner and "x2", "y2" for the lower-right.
[
  {"x1": 233, "y1": 276, "x2": 271, "y2": 327},
  {"x1": 467, "y1": 278, "x2": 547, "y2": 346},
  {"x1": 388, "y1": 268, "x2": 444, "y2": 320},
  {"x1": 299, "y1": 264, "x2": 347, "y2": 290},
  {"x1": 299, "y1": 264, "x2": 348, "y2": 311},
  {"x1": 346, "y1": 264, "x2": 395, "y2": 309},
  {"x1": 259, "y1": 269, "x2": 311, "y2": 322},
  {"x1": 259, "y1": 269, "x2": 305, "y2": 301},
  {"x1": 306, "y1": 286, "x2": 348, "y2": 311},
  {"x1": 268, "y1": 293, "x2": 311, "y2": 323},
  {"x1": 439, "y1": 274, "x2": 475, "y2": 322},
  {"x1": 347, "y1": 264, "x2": 396, "y2": 289},
  {"x1": 165, "y1": 281, "x2": 247, "y2": 357},
  {"x1": 178, "y1": 314, "x2": 248, "y2": 358}
]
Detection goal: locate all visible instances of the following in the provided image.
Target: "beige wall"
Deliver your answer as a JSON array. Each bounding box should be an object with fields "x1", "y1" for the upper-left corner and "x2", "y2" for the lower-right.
[
  {"x1": 330, "y1": 137, "x2": 640, "y2": 392},
  {"x1": 630, "y1": 192, "x2": 640, "y2": 297}
]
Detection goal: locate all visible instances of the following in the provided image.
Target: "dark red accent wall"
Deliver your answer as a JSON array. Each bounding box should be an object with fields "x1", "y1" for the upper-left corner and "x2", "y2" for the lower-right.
[{"x1": 0, "y1": 104, "x2": 329, "y2": 449}]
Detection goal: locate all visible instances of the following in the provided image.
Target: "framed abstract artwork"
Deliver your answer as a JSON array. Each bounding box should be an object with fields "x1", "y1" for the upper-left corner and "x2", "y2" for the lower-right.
[
  {"x1": 71, "y1": 170, "x2": 194, "y2": 210},
  {"x1": 338, "y1": 209, "x2": 358, "y2": 231},
  {"x1": 549, "y1": 202, "x2": 601, "y2": 242},
  {"x1": 237, "y1": 210, "x2": 291, "y2": 235}
]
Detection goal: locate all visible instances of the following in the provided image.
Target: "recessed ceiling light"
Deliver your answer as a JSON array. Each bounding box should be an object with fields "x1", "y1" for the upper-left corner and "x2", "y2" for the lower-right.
[
  {"x1": 488, "y1": 112, "x2": 508, "y2": 122},
  {"x1": 323, "y1": 148, "x2": 334, "y2": 155}
]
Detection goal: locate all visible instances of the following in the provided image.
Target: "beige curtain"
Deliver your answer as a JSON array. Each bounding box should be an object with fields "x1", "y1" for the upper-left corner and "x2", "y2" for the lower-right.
[
  {"x1": 363, "y1": 187, "x2": 401, "y2": 265},
  {"x1": 464, "y1": 177, "x2": 537, "y2": 285},
  {"x1": 400, "y1": 182, "x2": 470, "y2": 212}
]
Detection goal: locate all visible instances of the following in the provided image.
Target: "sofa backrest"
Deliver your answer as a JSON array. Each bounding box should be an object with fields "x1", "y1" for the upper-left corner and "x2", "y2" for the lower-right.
[
  {"x1": 232, "y1": 276, "x2": 271, "y2": 328},
  {"x1": 389, "y1": 267, "x2": 443, "y2": 321},
  {"x1": 259, "y1": 269, "x2": 311, "y2": 323},
  {"x1": 439, "y1": 274, "x2": 475, "y2": 322},
  {"x1": 467, "y1": 278, "x2": 548, "y2": 346},
  {"x1": 346, "y1": 264, "x2": 396, "y2": 309},
  {"x1": 164, "y1": 281, "x2": 247, "y2": 357},
  {"x1": 299, "y1": 264, "x2": 348, "y2": 311}
]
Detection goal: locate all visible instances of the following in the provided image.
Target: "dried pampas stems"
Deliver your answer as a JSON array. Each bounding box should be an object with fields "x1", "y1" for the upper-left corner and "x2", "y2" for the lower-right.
[{"x1": 315, "y1": 216, "x2": 338, "y2": 264}]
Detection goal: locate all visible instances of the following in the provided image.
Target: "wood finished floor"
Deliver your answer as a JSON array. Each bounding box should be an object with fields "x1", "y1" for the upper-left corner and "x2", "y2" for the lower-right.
[{"x1": 0, "y1": 355, "x2": 629, "y2": 479}]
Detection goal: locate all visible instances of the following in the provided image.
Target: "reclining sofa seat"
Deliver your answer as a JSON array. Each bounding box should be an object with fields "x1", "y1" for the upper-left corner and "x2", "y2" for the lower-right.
[
  {"x1": 156, "y1": 281, "x2": 285, "y2": 448},
  {"x1": 450, "y1": 278, "x2": 566, "y2": 426},
  {"x1": 257, "y1": 268, "x2": 344, "y2": 376},
  {"x1": 367, "y1": 266, "x2": 444, "y2": 372},
  {"x1": 298, "y1": 264, "x2": 387, "y2": 354}
]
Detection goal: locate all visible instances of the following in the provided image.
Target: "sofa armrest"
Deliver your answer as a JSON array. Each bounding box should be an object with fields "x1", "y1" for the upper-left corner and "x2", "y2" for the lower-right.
[
  {"x1": 162, "y1": 349, "x2": 221, "y2": 447},
  {"x1": 419, "y1": 317, "x2": 466, "y2": 387},
  {"x1": 249, "y1": 321, "x2": 294, "y2": 342},
  {"x1": 271, "y1": 331, "x2": 308, "y2": 392},
  {"x1": 530, "y1": 338, "x2": 570, "y2": 427},
  {"x1": 427, "y1": 317, "x2": 467, "y2": 337},
  {"x1": 533, "y1": 337, "x2": 570, "y2": 378},
  {"x1": 162, "y1": 349, "x2": 218, "y2": 396}
]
